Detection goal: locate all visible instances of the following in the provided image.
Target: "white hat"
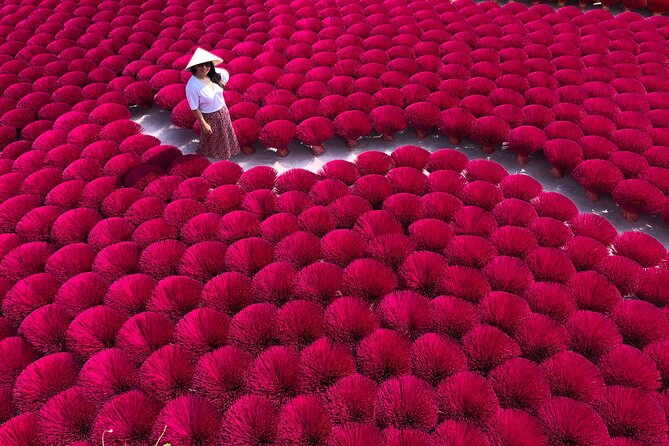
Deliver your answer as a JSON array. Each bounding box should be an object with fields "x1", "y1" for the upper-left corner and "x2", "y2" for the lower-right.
[{"x1": 184, "y1": 48, "x2": 223, "y2": 71}]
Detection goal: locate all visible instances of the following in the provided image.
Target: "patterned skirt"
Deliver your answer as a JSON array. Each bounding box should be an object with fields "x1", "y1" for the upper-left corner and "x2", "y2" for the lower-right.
[{"x1": 199, "y1": 106, "x2": 240, "y2": 159}]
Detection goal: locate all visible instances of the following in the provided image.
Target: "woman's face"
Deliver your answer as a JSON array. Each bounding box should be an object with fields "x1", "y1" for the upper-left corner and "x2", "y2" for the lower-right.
[{"x1": 195, "y1": 63, "x2": 210, "y2": 75}]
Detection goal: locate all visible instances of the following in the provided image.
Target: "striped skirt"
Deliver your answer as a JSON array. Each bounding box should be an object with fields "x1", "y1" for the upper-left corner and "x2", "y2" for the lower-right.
[{"x1": 199, "y1": 106, "x2": 240, "y2": 159}]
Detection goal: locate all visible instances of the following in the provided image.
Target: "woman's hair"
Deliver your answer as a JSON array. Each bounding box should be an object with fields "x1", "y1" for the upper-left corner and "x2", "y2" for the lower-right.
[{"x1": 190, "y1": 61, "x2": 222, "y2": 85}]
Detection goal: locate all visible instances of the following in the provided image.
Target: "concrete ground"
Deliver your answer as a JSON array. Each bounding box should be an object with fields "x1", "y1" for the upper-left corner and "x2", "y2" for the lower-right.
[{"x1": 132, "y1": 105, "x2": 669, "y2": 247}]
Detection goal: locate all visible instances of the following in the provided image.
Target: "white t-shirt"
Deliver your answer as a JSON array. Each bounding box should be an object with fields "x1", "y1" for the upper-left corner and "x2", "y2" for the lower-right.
[{"x1": 185, "y1": 68, "x2": 230, "y2": 114}]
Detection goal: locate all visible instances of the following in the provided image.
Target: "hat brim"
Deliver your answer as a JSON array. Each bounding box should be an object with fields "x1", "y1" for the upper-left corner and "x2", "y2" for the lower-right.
[{"x1": 184, "y1": 58, "x2": 223, "y2": 71}]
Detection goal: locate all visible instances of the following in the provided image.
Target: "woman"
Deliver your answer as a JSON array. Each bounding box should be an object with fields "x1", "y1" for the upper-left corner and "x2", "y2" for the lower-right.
[{"x1": 185, "y1": 48, "x2": 242, "y2": 159}]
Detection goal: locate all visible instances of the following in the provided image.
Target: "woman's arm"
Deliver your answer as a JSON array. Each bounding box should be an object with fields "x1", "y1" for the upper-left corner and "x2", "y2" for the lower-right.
[{"x1": 191, "y1": 108, "x2": 212, "y2": 134}]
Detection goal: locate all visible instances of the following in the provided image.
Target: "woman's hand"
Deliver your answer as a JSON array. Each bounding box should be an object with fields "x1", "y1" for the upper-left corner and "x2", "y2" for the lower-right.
[{"x1": 201, "y1": 121, "x2": 213, "y2": 134}]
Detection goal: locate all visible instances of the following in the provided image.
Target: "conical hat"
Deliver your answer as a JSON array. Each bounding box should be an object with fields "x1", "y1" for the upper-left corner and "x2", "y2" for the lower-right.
[{"x1": 184, "y1": 48, "x2": 223, "y2": 71}]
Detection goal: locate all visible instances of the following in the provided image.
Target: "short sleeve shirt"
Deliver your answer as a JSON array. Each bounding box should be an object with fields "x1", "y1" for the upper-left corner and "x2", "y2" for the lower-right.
[{"x1": 185, "y1": 68, "x2": 229, "y2": 114}]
